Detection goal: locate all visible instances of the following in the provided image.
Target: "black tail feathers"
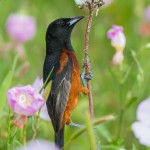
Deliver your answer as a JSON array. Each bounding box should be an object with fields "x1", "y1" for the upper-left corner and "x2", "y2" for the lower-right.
[{"x1": 55, "y1": 127, "x2": 64, "y2": 150}]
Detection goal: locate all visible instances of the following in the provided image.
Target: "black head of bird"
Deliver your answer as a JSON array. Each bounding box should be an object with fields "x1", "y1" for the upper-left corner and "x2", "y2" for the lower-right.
[{"x1": 46, "y1": 16, "x2": 84, "y2": 54}]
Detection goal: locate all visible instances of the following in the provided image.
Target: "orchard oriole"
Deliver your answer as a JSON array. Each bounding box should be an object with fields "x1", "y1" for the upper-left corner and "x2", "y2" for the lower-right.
[{"x1": 43, "y1": 16, "x2": 89, "y2": 149}]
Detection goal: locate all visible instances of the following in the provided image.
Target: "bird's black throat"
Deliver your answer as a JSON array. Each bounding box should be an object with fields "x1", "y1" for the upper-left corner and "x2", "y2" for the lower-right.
[{"x1": 46, "y1": 32, "x2": 73, "y2": 55}]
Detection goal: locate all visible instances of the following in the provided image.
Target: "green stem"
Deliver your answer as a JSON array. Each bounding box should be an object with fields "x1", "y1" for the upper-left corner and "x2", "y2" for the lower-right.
[
  {"x1": 32, "y1": 110, "x2": 41, "y2": 139},
  {"x1": 64, "y1": 115, "x2": 115, "y2": 149},
  {"x1": 22, "y1": 125, "x2": 26, "y2": 145},
  {"x1": 85, "y1": 112, "x2": 96, "y2": 150},
  {"x1": 117, "y1": 108, "x2": 124, "y2": 138},
  {"x1": 7, "y1": 108, "x2": 11, "y2": 150},
  {"x1": 117, "y1": 82, "x2": 124, "y2": 139},
  {"x1": 39, "y1": 66, "x2": 54, "y2": 94}
]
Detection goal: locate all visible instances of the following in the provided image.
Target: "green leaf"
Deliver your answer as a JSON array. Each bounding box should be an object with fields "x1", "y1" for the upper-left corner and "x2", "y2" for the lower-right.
[
  {"x1": 125, "y1": 97, "x2": 138, "y2": 110},
  {"x1": 39, "y1": 66, "x2": 54, "y2": 94},
  {"x1": 0, "y1": 55, "x2": 18, "y2": 113},
  {"x1": 101, "y1": 144, "x2": 126, "y2": 150},
  {"x1": 85, "y1": 112, "x2": 96, "y2": 150},
  {"x1": 131, "y1": 50, "x2": 144, "y2": 79},
  {"x1": 64, "y1": 115, "x2": 115, "y2": 149},
  {"x1": 42, "y1": 82, "x2": 52, "y2": 101},
  {"x1": 96, "y1": 125, "x2": 112, "y2": 142},
  {"x1": 131, "y1": 144, "x2": 137, "y2": 150}
]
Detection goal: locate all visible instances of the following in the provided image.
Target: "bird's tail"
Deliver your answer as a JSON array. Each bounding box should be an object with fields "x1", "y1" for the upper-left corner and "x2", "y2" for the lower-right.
[{"x1": 55, "y1": 127, "x2": 64, "y2": 150}]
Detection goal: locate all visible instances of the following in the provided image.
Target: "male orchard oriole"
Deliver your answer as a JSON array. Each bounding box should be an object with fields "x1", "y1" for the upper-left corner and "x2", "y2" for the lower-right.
[{"x1": 43, "y1": 16, "x2": 89, "y2": 149}]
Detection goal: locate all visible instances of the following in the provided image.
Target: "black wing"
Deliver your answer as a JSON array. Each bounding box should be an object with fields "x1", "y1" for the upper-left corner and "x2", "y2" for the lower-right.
[
  {"x1": 43, "y1": 52, "x2": 61, "y2": 83},
  {"x1": 46, "y1": 56, "x2": 73, "y2": 132}
]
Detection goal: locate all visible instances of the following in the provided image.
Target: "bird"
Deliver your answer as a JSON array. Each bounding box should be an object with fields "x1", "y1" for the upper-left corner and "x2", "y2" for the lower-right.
[{"x1": 43, "y1": 16, "x2": 89, "y2": 149}]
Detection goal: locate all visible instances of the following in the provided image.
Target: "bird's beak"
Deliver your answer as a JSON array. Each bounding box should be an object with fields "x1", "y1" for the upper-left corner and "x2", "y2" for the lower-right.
[{"x1": 67, "y1": 16, "x2": 84, "y2": 26}]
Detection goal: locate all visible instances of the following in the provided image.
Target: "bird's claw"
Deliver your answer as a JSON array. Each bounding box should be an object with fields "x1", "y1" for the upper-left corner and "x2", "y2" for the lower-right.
[
  {"x1": 84, "y1": 73, "x2": 93, "y2": 80},
  {"x1": 68, "y1": 122, "x2": 84, "y2": 128},
  {"x1": 81, "y1": 72, "x2": 93, "y2": 87}
]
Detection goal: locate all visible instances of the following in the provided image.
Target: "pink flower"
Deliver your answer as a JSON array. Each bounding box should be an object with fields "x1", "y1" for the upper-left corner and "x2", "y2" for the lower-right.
[
  {"x1": 7, "y1": 85, "x2": 44, "y2": 127},
  {"x1": 139, "y1": 6, "x2": 150, "y2": 37},
  {"x1": 15, "y1": 139, "x2": 58, "y2": 150},
  {"x1": 139, "y1": 23, "x2": 150, "y2": 37},
  {"x1": 107, "y1": 25, "x2": 126, "y2": 65},
  {"x1": 7, "y1": 85, "x2": 44, "y2": 116},
  {"x1": 145, "y1": 6, "x2": 150, "y2": 23},
  {"x1": 107, "y1": 25, "x2": 126, "y2": 51},
  {"x1": 132, "y1": 97, "x2": 150, "y2": 147},
  {"x1": 6, "y1": 13, "x2": 36, "y2": 43}
]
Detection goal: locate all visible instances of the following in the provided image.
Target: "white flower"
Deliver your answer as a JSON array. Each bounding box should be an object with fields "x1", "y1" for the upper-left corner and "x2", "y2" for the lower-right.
[
  {"x1": 75, "y1": 0, "x2": 87, "y2": 5},
  {"x1": 112, "y1": 51, "x2": 124, "y2": 65},
  {"x1": 32, "y1": 77, "x2": 43, "y2": 93},
  {"x1": 14, "y1": 139, "x2": 58, "y2": 150},
  {"x1": 132, "y1": 97, "x2": 150, "y2": 147},
  {"x1": 104, "y1": 0, "x2": 113, "y2": 6},
  {"x1": 111, "y1": 31, "x2": 126, "y2": 51},
  {"x1": 137, "y1": 97, "x2": 150, "y2": 126},
  {"x1": 132, "y1": 122, "x2": 150, "y2": 147},
  {"x1": 40, "y1": 103, "x2": 51, "y2": 121}
]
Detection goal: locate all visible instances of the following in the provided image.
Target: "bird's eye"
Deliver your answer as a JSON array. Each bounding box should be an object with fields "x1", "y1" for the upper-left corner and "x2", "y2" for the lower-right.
[{"x1": 57, "y1": 21, "x2": 66, "y2": 27}]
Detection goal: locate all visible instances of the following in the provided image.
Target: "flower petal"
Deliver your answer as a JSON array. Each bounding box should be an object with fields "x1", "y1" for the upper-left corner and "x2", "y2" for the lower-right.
[
  {"x1": 137, "y1": 97, "x2": 150, "y2": 126},
  {"x1": 107, "y1": 25, "x2": 126, "y2": 51},
  {"x1": 40, "y1": 103, "x2": 51, "y2": 121},
  {"x1": 7, "y1": 85, "x2": 44, "y2": 116},
  {"x1": 145, "y1": 6, "x2": 150, "y2": 23},
  {"x1": 132, "y1": 122, "x2": 150, "y2": 147},
  {"x1": 32, "y1": 77, "x2": 43, "y2": 93},
  {"x1": 15, "y1": 139, "x2": 58, "y2": 150},
  {"x1": 6, "y1": 13, "x2": 36, "y2": 43},
  {"x1": 74, "y1": 0, "x2": 86, "y2": 5},
  {"x1": 112, "y1": 51, "x2": 124, "y2": 65}
]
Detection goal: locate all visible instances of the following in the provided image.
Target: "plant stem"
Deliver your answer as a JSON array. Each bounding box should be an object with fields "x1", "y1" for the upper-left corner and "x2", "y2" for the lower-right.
[
  {"x1": 117, "y1": 82, "x2": 124, "y2": 139},
  {"x1": 64, "y1": 115, "x2": 115, "y2": 149},
  {"x1": 22, "y1": 125, "x2": 26, "y2": 147},
  {"x1": 117, "y1": 108, "x2": 124, "y2": 139},
  {"x1": 84, "y1": 3, "x2": 94, "y2": 120},
  {"x1": 85, "y1": 112, "x2": 96, "y2": 150},
  {"x1": 7, "y1": 108, "x2": 11, "y2": 150},
  {"x1": 32, "y1": 110, "x2": 40, "y2": 139}
]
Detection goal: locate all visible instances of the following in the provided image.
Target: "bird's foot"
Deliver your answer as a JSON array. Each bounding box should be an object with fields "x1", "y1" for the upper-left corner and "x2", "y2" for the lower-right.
[
  {"x1": 81, "y1": 72, "x2": 93, "y2": 87},
  {"x1": 68, "y1": 122, "x2": 84, "y2": 128}
]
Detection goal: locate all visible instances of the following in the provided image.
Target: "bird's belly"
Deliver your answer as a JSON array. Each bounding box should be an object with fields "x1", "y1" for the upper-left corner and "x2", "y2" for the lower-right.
[
  {"x1": 69, "y1": 69, "x2": 81, "y2": 105},
  {"x1": 61, "y1": 50, "x2": 89, "y2": 127},
  {"x1": 62, "y1": 69, "x2": 81, "y2": 125}
]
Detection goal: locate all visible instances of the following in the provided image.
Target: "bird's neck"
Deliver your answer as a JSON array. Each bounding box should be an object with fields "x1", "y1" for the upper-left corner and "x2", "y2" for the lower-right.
[{"x1": 46, "y1": 35, "x2": 73, "y2": 55}]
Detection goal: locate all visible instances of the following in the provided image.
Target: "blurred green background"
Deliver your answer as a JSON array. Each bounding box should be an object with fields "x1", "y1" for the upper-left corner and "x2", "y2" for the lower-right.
[{"x1": 1, "y1": 0, "x2": 150, "y2": 149}]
